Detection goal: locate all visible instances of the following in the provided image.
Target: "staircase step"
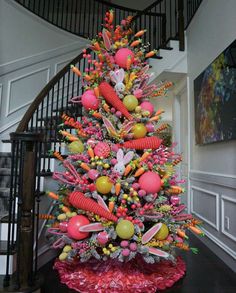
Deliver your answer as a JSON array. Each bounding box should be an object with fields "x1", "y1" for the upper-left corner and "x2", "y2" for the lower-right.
[
  {"x1": 0, "y1": 153, "x2": 11, "y2": 169},
  {"x1": 0, "y1": 188, "x2": 10, "y2": 198},
  {"x1": 0, "y1": 168, "x2": 11, "y2": 176},
  {"x1": 0, "y1": 215, "x2": 17, "y2": 224},
  {"x1": 0, "y1": 153, "x2": 11, "y2": 158},
  {"x1": 151, "y1": 55, "x2": 163, "y2": 60},
  {"x1": 0, "y1": 195, "x2": 9, "y2": 219},
  {"x1": 0, "y1": 241, "x2": 16, "y2": 255},
  {"x1": 1, "y1": 139, "x2": 11, "y2": 144},
  {"x1": 158, "y1": 46, "x2": 173, "y2": 50}
]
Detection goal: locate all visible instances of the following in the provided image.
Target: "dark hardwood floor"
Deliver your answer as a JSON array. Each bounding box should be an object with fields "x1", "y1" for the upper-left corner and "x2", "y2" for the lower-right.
[{"x1": 40, "y1": 235, "x2": 236, "y2": 293}]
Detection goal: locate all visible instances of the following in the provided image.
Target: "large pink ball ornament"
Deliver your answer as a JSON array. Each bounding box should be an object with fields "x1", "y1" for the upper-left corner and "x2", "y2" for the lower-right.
[
  {"x1": 114, "y1": 48, "x2": 134, "y2": 69},
  {"x1": 67, "y1": 215, "x2": 90, "y2": 240},
  {"x1": 138, "y1": 171, "x2": 161, "y2": 194},
  {"x1": 81, "y1": 90, "x2": 99, "y2": 110},
  {"x1": 140, "y1": 101, "x2": 154, "y2": 116}
]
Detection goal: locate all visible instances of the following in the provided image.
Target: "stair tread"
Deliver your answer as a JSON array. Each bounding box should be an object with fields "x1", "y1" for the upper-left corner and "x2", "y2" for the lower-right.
[
  {"x1": 158, "y1": 46, "x2": 173, "y2": 50},
  {"x1": 0, "y1": 168, "x2": 11, "y2": 176},
  {"x1": 0, "y1": 214, "x2": 17, "y2": 224},
  {"x1": 0, "y1": 187, "x2": 10, "y2": 198},
  {"x1": 0, "y1": 240, "x2": 16, "y2": 255},
  {"x1": 0, "y1": 153, "x2": 11, "y2": 158}
]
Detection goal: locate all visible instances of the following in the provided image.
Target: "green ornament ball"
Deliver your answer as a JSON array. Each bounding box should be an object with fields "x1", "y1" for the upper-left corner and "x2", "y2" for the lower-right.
[
  {"x1": 116, "y1": 220, "x2": 135, "y2": 239},
  {"x1": 154, "y1": 223, "x2": 169, "y2": 240},
  {"x1": 132, "y1": 123, "x2": 147, "y2": 138},
  {"x1": 123, "y1": 95, "x2": 138, "y2": 111},
  {"x1": 68, "y1": 140, "x2": 84, "y2": 153},
  {"x1": 96, "y1": 176, "x2": 113, "y2": 194}
]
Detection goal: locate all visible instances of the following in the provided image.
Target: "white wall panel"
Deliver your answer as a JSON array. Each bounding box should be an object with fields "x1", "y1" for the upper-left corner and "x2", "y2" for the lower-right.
[
  {"x1": 6, "y1": 67, "x2": 50, "y2": 117},
  {"x1": 191, "y1": 185, "x2": 219, "y2": 230},
  {"x1": 221, "y1": 195, "x2": 236, "y2": 242},
  {"x1": 0, "y1": 1, "x2": 87, "y2": 151}
]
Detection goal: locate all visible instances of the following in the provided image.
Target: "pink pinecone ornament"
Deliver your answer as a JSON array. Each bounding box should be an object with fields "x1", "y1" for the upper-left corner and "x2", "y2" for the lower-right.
[{"x1": 94, "y1": 142, "x2": 110, "y2": 158}]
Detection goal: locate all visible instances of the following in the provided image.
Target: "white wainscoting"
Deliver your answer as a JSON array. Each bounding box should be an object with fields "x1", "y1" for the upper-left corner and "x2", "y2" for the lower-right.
[
  {"x1": 190, "y1": 185, "x2": 220, "y2": 231},
  {"x1": 201, "y1": 228, "x2": 236, "y2": 260},
  {"x1": 190, "y1": 169, "x2": 236, "y2": 265},
  {"x1": 0, "y1": 42, "x2": 86, "y2": 151},
  {"x1": 6, "y1": 66, "x2": 50, "y2": 117},
  {"x1": 0, "y1": 84, "x2": 2, "y2": 110},
  {"x1": 54, "y1": 58, "x2": 73, "y2": 74},
  {"x1": 221, "y1": 195, "x2": 236, "y2": 242}
]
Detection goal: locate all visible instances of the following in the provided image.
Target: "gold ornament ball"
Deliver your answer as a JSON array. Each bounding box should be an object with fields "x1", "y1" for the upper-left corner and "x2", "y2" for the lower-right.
[
  {"x1": 135, "y1": 106, "x2": 142, "y2": 113},
  {"x1": 59, "y1": 252, "x2": 68, "y2": 261},
  {"x1": 95, "y1": 176, "x2": 113, "y2": 194},
  {"x1": 68, "y1": 140, "x2": 84, "y2": 153},
  {"x1": 154, "y1": 223, "x2": 169, "y2": 240},
  {"x1": 116, "y1": 220, "x2": 135, "y2": 239},
  {"x1": 123, "y1": 95, "x2": 138, "y2": 111},
  {"x1": 132, "y1": 123, "x2": 147, "y2": 138}
]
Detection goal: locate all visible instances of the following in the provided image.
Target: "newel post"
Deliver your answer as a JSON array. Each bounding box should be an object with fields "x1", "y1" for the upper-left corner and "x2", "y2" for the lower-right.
[
  {"x1": 9, "y1": 132, "x2": 43, "y2": 291},
  {"x1": 178, "y1": 0, "x2": 185, "y2": 51}
]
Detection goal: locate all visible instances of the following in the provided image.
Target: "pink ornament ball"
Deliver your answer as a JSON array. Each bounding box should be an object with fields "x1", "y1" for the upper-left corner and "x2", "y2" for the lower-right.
[
  {"x1": 170, "y1": 195, "x2": 180, "y2": 206},
  {"x1": 129, "y1": 242, "x2": 137, "y2": 251},
  {"x1": 120, "y1": 240, "x2": 129, "y2": 248},
  {"x1": 59, "y1": 221, "x2": 68, "y2": 232},
  {"x1": 87, "y1": 138, "x2": 96, "y2": 147},
  {"x1": 122, "y1": 248, "x2": 130, "y2": 256},
  {"x1": 94, "y1": 142, "x2": 110, "y2": 158},
  {"x1": 138, "y1": 171, "x2": 161, "y2": 194},
  {"x1": 97, "y1": 231, "x2": 109, "y2": 245},
  {"x1": 114, "y1": 48, "x2": 134, "y2": 69},
  {"x1": 88, "y1": 169, "x2": 99, "y2": 180},
  {"x1": 133, "y1": 89, "x2": 143, "y2": 99},
  {"x1": 67, "y1": 215, "x2": 90, "y2": 240},
  {"x1": 140, "y1": 101, "x2": 154, "y2": 116},
  {"x1": 81, "y1": 90, "x2": 99, "y2": 110},
  {"x1": 146, "y1": 122, "x2": 155, "y2": 132},
  {"x1": 138, "y1": 189, "x2": 146, "y2": 197}
]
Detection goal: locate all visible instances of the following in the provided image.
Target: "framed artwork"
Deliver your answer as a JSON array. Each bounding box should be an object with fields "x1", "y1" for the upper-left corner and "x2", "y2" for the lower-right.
[{"x1": 194, "y1": 39, "x2": 236, "y2": 145}]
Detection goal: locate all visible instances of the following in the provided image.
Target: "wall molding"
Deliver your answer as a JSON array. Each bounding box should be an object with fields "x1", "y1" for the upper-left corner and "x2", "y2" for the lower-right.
[
  {"x1": 0, "y1": 42, "x2": 86, "y2": 77},
  {"x1": 0, "y1": 84, "x2": 2, "y2": 111},
  {"x1": 0, "y1": 116, "x2": 22, "y2": 135},
  {"x1": 221, "y1": 195, "x2": 236, "y2": 242},
  {"x1": 190, "y1": 169, "x2": 236, "y2": 189},
  {"x1": 191, "y1": 185, "x2": 220, "y2": 231},
  {"x1": 201, "y1": 227, "x2": 236, "y2": 260},
  {"x1": 54, "y1": 58, "x2": 72, "y2": 74},
  {"x1": 6, "y1": 66, "x2": 50, "y2": 117}
]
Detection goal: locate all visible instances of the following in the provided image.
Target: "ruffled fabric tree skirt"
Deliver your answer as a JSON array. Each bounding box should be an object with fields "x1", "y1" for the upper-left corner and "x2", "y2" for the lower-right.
[{"x1": 54, "y1": 256, "x2": 186, "y2": 292}]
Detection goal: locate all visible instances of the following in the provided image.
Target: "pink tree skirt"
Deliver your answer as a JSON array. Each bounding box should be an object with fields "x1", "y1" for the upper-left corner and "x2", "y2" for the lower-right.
[{"x1": 54, "y1": 256, "x2": 186, "y2": 292}]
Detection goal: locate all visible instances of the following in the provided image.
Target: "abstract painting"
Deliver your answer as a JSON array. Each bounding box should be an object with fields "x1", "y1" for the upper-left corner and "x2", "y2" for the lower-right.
[{"x1": 194, "y1": 39, "x2": 236, "y2": 145}]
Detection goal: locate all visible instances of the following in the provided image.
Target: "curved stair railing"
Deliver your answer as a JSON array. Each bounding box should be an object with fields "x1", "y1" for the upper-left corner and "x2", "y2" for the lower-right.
[
  {"x1": 15, "y1": 0, "x2": 202, "y2": 51},
  {"x1": 2, "y1": 0, "x2": 203, "y2": 291}
]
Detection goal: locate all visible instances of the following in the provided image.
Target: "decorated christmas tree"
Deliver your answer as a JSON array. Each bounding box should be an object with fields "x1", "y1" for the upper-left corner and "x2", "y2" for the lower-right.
[{"x1": 45, "y1": 11, "x2": 203, "y2": 292}]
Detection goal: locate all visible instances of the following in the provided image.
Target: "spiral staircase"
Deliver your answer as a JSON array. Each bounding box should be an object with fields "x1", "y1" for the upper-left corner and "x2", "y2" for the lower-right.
[{"x1": 0, "y1": 0, "x2": 203, "y2": 291}]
